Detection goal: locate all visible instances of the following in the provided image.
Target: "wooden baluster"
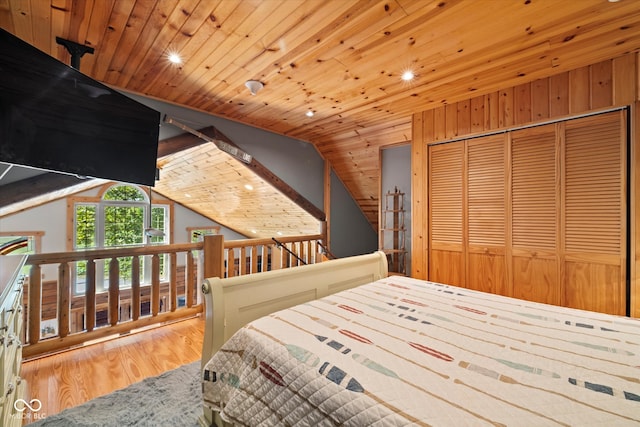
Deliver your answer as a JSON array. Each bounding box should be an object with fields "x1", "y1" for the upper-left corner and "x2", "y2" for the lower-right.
[
  {"x1": 169, "y1": 252, "x2": 177, "y2": 311},
  {"x1": 225, "y1": 249, "x2": 235, "y2": 278},
  {"x1": 235, "y1": 247, "x2": 241, "y2": 275},
  {"x1": 85, "y1": 259, "x2": 96, "y2": 332},
  {"x1": 58, "y1": 262, "x2": 70, "y2": 338},
  {"x1": 28, "y1": 264, "x2": 42, "y2": 345},
  {"x1": 185, "y1": 251, "x2": 195, "y2": 307},
  {"x1": 290, "y1": 243, "x2": 297, "y2": 267},
  {"x1": 261, "y1": 245, "x2": 269, "y2": 272},
  {"x1": 272, "y1": 245, "x2": 278, "y2": 269},
  {"x1": 151, "y1": 254, "x2": 160, "y2": 316},
  {"x1": 238, "y1": 246, "x2": 244, "y2": 276},
  {"x1": 251, "y1": 246, "x2": 258, "y2": 273},
  {"x1": 108, "y1": 257, "x2": 120, "y2": 326},
  {"x1": 288, "y1": 242, "x2": 294, "y2": 267},
  {"x1": 315, "y1": 240, "x2": 320, "y2": 263},
  {"x1": 299, "y1": 241, "x2": 307, "y2": 265},
  {"x1": 282, "y1": 244, "x2": 288, "y2": 268},
  {"x1": 309, "y1": 240, "x2": 314, "y2": 264},
  {"x1": 131, "y1": 255, "x2": 140, "y2": 321}
]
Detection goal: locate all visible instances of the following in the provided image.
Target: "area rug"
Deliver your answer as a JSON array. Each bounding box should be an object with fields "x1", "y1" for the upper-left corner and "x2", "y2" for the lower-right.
[{"x1": 28, "y1": 361, "x2": 202, "y2": 427}]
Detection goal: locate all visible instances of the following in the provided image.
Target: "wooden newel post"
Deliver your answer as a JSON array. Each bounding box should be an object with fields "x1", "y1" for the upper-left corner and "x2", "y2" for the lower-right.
[
  {"x1": 203, "y1": 235, "x2": 224, "y2": 280},
  {"x1": 320, "y1": 220, "x2": 328, "y2": 262}
]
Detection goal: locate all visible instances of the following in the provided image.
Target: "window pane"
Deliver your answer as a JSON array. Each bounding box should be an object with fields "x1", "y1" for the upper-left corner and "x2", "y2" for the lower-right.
[
  {"x1": 103, "y1": 185, "x2": 145, "y2": 201},
  {"x1": 0, "y1": 235, "x2": 34, "y2": 255},
  {"x1": 75, "y1": 260, "x2": 87, "y2": 294},
  {"x1": 150, "y1": 206, "x2": 166, "y2": 244},
  {"x1": 100, "y1": 257, "x2": 140, "y2": 289},
  {"x1": 75, "y1": 205, "x2": 96, "y2": 249},
  {"x1": 190, "y1": 227, "x2": 218, "y2": 243},
  {"x1": 104, "y1": 206, "x2": 144, "y2": 246}
]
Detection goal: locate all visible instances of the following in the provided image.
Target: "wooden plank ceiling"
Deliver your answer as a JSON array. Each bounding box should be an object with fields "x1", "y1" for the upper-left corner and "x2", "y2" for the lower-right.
[{"x1": 1, "y1": 0, "x2": 639, "y2": 233}]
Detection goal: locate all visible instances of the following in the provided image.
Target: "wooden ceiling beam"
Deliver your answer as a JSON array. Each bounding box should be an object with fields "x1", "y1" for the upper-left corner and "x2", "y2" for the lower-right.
[{"x1": 157, "y1": 129, "x2": 209, "y2": 158}]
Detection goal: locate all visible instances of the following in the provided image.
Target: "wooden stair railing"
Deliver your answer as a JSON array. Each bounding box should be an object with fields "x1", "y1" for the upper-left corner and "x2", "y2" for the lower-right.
[
  {"x1": 23, "y1": 239, "x2": 211, "y2": 359},
  {"x1": 21, "y1": 234, "x2": 328, "y2": 359}
]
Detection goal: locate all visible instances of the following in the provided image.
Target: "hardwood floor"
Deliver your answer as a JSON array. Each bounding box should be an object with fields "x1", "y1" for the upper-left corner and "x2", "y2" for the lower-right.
[{"x1": 20, "y1": 316, "x2": 204, "y2": 423}]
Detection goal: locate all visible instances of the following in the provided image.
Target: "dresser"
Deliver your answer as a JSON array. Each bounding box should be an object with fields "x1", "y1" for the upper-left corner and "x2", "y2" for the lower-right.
[{"x1": 0, "y1": 255, "x2": 26, "y2": 426}]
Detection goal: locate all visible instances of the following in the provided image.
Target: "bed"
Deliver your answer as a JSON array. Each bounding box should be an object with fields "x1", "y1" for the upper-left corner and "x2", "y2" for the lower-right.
[{"x1": 199, "y1": 251, "x2": 640, "y2": 426}]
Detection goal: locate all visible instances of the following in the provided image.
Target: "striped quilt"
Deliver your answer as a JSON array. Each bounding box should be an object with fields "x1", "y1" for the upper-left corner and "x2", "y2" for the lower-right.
[{"x1": 202, "y1": 275, "x2": 640, "y2": 426}]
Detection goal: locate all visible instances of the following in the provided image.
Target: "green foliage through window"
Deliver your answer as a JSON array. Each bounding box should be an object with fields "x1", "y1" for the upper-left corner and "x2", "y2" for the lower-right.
[
  {"x1": 75, "y1": 205, "x2": 96, "y2": 249},
  {"x1": 103, "y1": 185, "x2": 146, "y2": 201},
  {"x1": 104, "y1": 206, "x2": 144, "y2": 247},
  {"x1": 73, "y1": 184, "x2": 168, "y2": 294}
]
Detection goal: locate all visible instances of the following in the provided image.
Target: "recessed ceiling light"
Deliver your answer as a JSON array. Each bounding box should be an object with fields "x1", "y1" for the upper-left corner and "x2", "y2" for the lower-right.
[
  {"x1": 244, "y1": 184, "x2": 253, "y2": 190},
  {"x1": 306, "y1": 110, "x2": 314, "y2": 117},
  {"x1": 277, "y1": 231, "x2": 283, "y2": 236},
  {"x1": 168, "y1": 52, "x2": 182, "y2": 64},
  {"x1": 251, "y1": 229, "x2": 257, "y2": 234},
  {"x1": 184, "y1": 193, "x2": 191, "y2": 198},
  {"x1": 401, "y1": 70, "x2": 415, "y2": 81}
]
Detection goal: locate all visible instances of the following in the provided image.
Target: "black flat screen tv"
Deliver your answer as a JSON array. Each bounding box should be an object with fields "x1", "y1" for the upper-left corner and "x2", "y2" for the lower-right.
[{"x1": 0, "y1": 28, "x2": 160, "y2": 186}]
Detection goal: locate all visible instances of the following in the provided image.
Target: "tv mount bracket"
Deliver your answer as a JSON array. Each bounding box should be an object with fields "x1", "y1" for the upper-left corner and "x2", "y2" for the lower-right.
[{"x1": 55, "y1": 37, "x2": 94, "y2": 70}]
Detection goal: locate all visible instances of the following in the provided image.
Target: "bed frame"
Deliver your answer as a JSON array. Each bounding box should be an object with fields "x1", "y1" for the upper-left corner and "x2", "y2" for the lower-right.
[{"x1": 199, "y1": 250, "x2": 388, "y2": 427}]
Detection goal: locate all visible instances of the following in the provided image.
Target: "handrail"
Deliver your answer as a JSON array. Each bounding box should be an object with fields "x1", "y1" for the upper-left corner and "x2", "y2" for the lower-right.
[
  {"x1": 223, "y1": 234, "x2": 323, "y2": 248},
  {"x1": 26, "y1": 242, "x2": 201, "y2": 264},
  {"x1": 21, "y1": 233, "x2": 328, "y2": 359}
]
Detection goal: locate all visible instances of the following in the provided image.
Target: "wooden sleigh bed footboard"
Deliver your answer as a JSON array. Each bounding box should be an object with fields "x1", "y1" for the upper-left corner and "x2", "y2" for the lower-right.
[{"x1": 199, "y1": 250, "x2": 388, "y2": 427}]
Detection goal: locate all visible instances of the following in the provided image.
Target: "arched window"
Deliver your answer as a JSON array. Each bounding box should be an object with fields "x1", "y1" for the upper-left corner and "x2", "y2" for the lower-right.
[
  {"x1": 0, "y1": 232, "x2": 42, "y2": 255},
  {"x1": 73, "y1": 184, "x2": 169, "y2": 294}
]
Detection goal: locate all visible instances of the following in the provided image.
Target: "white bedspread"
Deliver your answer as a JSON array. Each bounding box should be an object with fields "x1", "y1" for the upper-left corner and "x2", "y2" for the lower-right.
[{"x1": 202, "y1": 276, "x2": 640, "y2": 426}]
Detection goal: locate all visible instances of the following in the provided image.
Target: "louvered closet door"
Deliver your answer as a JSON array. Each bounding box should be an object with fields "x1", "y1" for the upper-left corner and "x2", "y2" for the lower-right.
[
  {"x1": 511, "y1": 124, "x2": 559, "y2": 304},
  {"x1": 467, "y1": 136, "x2": 507, "y2": 295},
  {"x1": 562, "y1": 111, "x2": 626, "y2": 315},
  {"x1": 427, "y1": 110, "x2": 626, "y2": 314},
  {"x1": 429, "y1": 142, "x2": 464, "y2": 286}
]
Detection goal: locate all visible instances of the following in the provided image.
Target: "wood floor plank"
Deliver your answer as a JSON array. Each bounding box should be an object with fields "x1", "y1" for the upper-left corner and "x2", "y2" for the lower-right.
[{"x1": 20, "y1": 317, "x2": 205, "y2": 424}]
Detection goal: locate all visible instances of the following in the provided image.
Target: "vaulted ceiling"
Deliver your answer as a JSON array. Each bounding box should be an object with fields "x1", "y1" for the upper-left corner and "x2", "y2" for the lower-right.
[{"x1": 1, "y1": 0, "x2": 640, "y2": 233}]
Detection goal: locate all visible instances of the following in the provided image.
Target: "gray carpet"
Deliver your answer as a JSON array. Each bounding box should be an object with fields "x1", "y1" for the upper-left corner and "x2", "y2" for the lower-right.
[{"x1": 28, "y1": 361, "x2": 202, "y2": 427}]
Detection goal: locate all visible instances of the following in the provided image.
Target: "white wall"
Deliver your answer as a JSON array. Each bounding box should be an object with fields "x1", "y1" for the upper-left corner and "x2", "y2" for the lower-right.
[{"x1": 0, "y1": 198, "x2": 68, "y2": 254}]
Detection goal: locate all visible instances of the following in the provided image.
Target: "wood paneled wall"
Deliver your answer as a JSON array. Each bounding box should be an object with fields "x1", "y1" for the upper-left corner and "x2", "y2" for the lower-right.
[{"x1": 412, "y1": 52, "x2": 640, "y2": 317}]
